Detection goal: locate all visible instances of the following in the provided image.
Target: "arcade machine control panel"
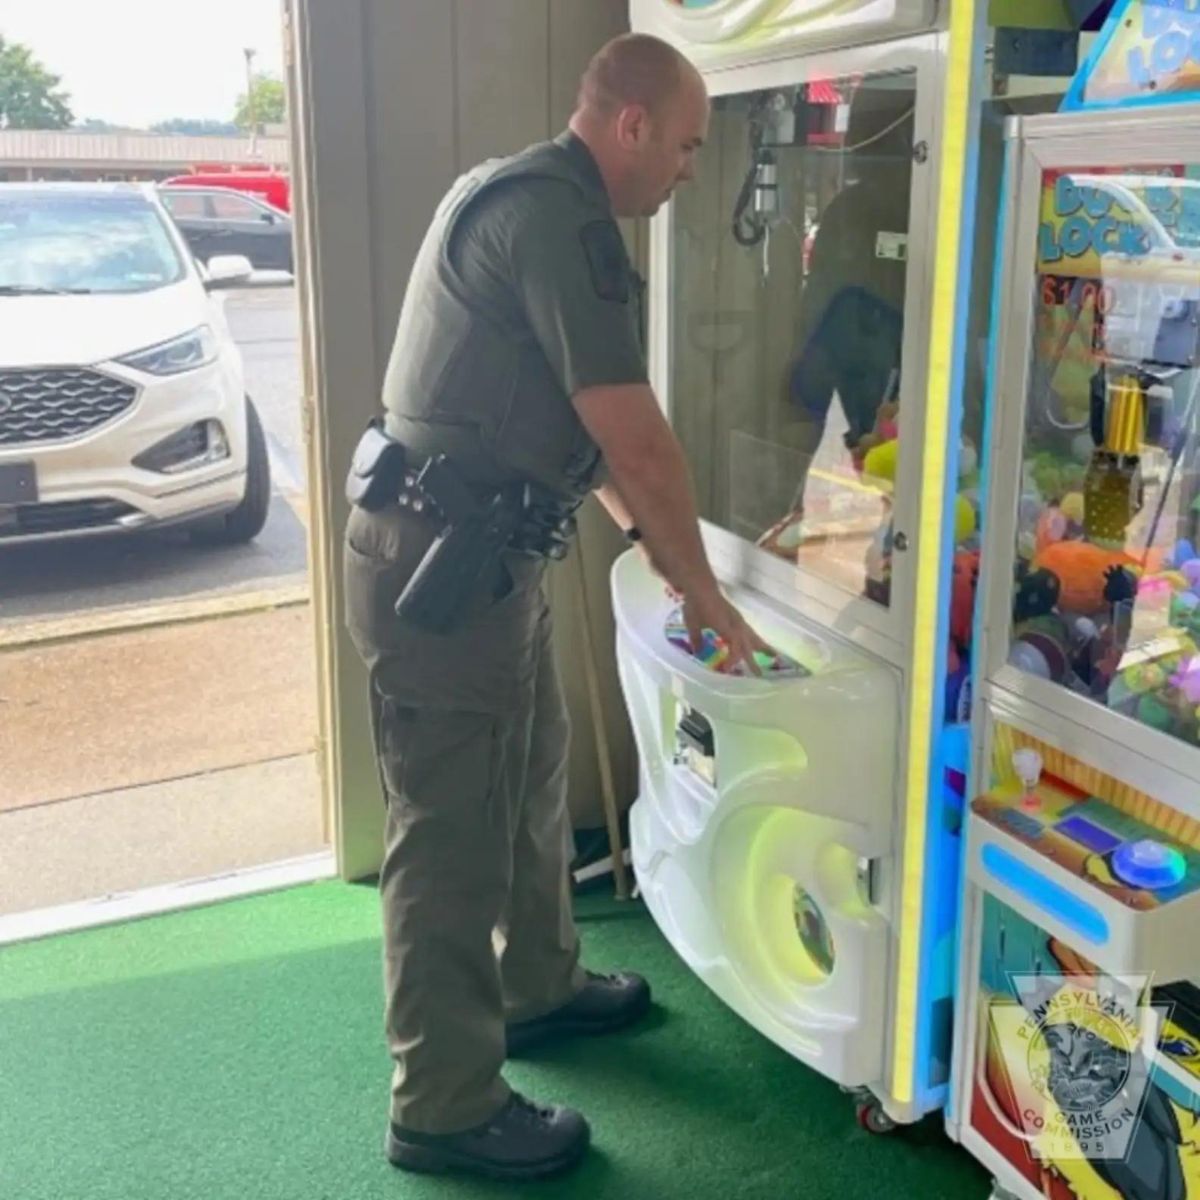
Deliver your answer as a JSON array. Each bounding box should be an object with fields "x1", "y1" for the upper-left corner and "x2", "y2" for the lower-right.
[{"x1": 973, "y1": 773, "x2": 1199, "y2": 912}]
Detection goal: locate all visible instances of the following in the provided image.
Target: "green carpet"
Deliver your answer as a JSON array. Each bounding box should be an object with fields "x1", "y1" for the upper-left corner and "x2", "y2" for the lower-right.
[{"x1": 0, "y1": 883, "x2": 990, "y2": 1200}]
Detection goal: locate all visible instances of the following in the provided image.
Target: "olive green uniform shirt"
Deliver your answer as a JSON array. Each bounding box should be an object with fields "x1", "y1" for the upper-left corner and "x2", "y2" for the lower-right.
[{"x1": 381, "y1": 131, "x2": 647, "y2": 497}]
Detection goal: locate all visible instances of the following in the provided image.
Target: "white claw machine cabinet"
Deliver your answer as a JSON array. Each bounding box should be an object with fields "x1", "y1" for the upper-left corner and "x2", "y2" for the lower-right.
[
  {"x1": 616, "y1": 0, "x2": 986, "y2": 1131},
  {"x1": 949, "y1": 102, "x2": 1200, "y2": 1200}
]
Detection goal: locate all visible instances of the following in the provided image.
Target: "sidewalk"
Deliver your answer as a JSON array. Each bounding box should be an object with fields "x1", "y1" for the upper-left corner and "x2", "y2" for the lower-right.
[{"x1": 0, "y1": 601, "x2": 327, "y2": 916}]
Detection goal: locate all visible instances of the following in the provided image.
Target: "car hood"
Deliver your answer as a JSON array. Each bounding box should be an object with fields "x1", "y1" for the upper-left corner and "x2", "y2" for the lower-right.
[{"x1": 0, "y1": 280, "x2": 214, "y2": 369}]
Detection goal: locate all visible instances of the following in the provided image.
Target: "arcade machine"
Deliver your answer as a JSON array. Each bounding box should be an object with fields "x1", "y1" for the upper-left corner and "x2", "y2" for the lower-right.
[
  {"x1": 948, "y1": 4, "x2": 1200, "y2": 1197},
  {"x1": 614, "y1": 0, "x2": 987, "y2": 1130}
]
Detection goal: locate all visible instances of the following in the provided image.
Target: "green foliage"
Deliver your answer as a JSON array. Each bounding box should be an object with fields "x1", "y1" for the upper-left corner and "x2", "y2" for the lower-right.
[
  {"x1": 234, "y1": 74, "x2": 285, "y2": 130},
  {"x1": 0, "y1": 34, "x2": 73, "y2": 130}
]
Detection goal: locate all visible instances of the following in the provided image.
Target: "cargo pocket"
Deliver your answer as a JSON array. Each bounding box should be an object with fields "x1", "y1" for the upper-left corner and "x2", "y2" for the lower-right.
[{"x1": 377, "y1": 701, "x2": 510, "y2": 832}]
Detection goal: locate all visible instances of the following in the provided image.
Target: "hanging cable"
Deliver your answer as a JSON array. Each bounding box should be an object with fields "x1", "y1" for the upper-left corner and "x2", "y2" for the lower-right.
[
  {"x1": 808, "y1": 106, "x2": 916, "y2": 154},
  {"x1": 731, "y1": 99, "x2": 772, "y2": 247}
]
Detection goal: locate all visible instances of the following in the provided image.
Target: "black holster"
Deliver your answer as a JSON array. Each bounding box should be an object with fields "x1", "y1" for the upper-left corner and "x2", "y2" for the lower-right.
[
  {"x1": 394, "y1": 457, "x2": 521, "y2": 636},
  {"x1": 346, "y1": 424, "x2": 581, "y2": 635},
  {"x1": 345, "y1": 420, "x2": 407, "y2": 512}
]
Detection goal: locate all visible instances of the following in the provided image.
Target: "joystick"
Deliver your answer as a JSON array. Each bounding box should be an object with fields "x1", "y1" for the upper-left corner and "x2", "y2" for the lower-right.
[
  {"x1": 1111, "y1": 839, "x2": 1187, "y2": 892},
  {"x1": 1012, "y1": 748, "x2": 1043, "y2": 812}
]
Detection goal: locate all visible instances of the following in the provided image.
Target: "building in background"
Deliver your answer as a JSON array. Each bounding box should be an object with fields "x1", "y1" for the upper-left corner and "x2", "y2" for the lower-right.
[{"x1": 0, "y1": 129, "x2": 288, "y2": 182}]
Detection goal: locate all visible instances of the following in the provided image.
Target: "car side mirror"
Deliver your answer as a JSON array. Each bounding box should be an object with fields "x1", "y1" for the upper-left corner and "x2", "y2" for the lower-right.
[
  {"x1": 260, "y1": 211, "x2": 277, "y2": 225},
  {"x1": 204, "y1": 254, "x2": 254, "y2": 289}
]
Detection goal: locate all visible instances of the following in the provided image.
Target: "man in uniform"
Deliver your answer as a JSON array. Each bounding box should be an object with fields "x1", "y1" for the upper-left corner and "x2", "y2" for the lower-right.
[{"x1": 344, "y1": 33, "x2": 767, "y2": 1182}]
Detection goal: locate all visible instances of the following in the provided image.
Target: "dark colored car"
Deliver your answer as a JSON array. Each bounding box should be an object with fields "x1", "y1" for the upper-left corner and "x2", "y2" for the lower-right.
[{"x1": 159, "y1": 186, "x2": 294, "y2": 273}]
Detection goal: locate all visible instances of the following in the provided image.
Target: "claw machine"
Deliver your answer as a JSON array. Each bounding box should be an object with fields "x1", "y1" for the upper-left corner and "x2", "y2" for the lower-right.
[
  {"x1": 949, "y1": 6, "x2": 1200, "y2": 1196},
  {"x1": 616, "y1": 0, "x2": 989, "y2": 1130}
]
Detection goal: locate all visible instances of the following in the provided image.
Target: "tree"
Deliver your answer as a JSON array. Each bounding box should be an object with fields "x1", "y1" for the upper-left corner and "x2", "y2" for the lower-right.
[
  {"x1": 234, "y1": 74, "x2": 285, "y2": 130},
  {"x1": 152, "y1": 117, "x2": 241, "y2": 137},
  {"x1": 77, "y1": 118, "x2": 136, "y2": 133},
  {"x1": 0, "y1": 35, "x2": 73, "y2": 129}
]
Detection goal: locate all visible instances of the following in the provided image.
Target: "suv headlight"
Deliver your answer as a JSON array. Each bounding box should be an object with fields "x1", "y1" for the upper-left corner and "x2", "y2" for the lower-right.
[{"x1": 116, "y1": 326, "x2": 218, "y2": 376}]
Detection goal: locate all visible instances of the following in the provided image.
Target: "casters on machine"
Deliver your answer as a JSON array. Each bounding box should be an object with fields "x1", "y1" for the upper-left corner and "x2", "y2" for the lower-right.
[
  {"x1": 855, "y1": 1098, "x2": 898, "y2": 1135},
  {"x1": 841, "y1": 1086, "x2": 899, "y2": 1134}
]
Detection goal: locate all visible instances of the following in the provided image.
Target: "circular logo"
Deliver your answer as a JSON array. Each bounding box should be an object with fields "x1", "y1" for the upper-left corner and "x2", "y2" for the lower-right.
[
  {"x1": 996, "y1": 976, "x2": 1156, "y2": 1163},
  {"x1": 1033, "y1": 1016, "x2": 1132, "y2": 1113}
]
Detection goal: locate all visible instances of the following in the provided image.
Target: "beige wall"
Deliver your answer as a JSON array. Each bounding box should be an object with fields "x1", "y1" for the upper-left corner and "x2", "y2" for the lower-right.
[{"x1": 291, "y1": 0, "x2": 635, "y2": 877}]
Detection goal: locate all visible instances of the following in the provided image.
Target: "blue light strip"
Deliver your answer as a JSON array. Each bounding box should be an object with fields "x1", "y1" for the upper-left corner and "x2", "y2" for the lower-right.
[
  {"x1": 945, "y1": 122, "x2": 1013, "y2": 1129},
  {"x1": 981, "y1": 843, "x2": 1111, "y2": 945},
  {"x1": 911, "y1": 5, "x2": 991, "y2": 1117}
]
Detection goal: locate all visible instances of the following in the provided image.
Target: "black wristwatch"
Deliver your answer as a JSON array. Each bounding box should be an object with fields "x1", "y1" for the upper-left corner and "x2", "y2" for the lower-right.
[{"x1": 623, "y1": 526, "x2": 642, "y2": 543}]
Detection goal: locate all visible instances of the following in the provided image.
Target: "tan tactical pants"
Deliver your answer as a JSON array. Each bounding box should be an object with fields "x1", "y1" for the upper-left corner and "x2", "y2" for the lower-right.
[{"x1": 344, "y1": 505, "x2": 585, "y2": 1135}]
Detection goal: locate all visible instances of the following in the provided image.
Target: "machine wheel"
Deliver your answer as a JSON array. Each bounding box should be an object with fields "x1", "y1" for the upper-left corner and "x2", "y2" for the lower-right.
[{"x1": 855, "y1": 1100, "x2": 897, "y2": 1135}]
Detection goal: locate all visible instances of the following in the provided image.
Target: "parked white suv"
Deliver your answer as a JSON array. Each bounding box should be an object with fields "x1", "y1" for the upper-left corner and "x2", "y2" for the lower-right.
[{"x1": 0, "y1": 183, "x2": 270, "y2": 545}]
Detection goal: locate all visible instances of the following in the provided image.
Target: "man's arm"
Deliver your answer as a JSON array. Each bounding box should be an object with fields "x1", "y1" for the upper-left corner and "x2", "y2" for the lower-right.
[
  {"x1": 593, "y1": 481, "x2": 635, "y2": 534},
  {"x1": 576, "y1": 383, "x2": 771, "y2": 671},
  {"x1": 580, "y1": 386, "x2": 711, "y2": 597},
  {"x1": 499, "y1": 191, "x2": 769, "y2": 669}
]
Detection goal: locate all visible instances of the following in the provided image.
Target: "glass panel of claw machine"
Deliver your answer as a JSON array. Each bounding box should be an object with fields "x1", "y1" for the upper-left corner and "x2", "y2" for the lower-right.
[
  {"x1": 1009, "y1": 154, "x2": 1200, "y2": 754},
  {"x1": 667, "y1": 62, "x2": 938, "y2": 646}
]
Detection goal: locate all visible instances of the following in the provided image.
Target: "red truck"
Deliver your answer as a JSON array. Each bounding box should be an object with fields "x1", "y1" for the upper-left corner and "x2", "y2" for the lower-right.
[{"x1": 162, "y1": 166, "x2": 291, "y2": 212}]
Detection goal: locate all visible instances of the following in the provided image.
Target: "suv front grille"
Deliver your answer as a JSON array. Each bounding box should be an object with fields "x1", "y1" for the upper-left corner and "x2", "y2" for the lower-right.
[{"x1": 0, "y1": 368, "x2": 138, "y2": 447}]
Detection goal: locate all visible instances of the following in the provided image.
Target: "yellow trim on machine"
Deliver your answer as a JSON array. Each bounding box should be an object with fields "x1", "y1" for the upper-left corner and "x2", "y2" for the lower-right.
[{"x1": 890, "y1": 1, "x2": 980, "y2": 1107}]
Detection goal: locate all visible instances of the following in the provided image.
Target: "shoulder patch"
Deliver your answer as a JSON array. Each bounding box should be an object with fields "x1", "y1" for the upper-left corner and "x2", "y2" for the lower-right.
[{"x1": 580, "y1": 220, "x2": 630, "y2": 304}]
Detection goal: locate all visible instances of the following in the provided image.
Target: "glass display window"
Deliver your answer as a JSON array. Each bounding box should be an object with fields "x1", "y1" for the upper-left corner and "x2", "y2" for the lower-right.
[
  {"x1": 667, "y1": 68, "x2": 963, "y2": 610},
  {"x1": 1010, "y1": 162, "x2": 1200, "y2": 747}
]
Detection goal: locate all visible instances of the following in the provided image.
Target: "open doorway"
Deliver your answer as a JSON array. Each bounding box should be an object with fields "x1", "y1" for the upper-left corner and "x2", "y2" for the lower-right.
[{"x1": 0, "y1": 0, "x2": 332, "y2": 929}]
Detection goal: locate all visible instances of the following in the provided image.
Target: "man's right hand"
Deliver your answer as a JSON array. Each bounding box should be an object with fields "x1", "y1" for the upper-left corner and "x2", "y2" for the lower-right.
[{"x1": 681, "y1": 587, "x2": 773, "y2": 676}]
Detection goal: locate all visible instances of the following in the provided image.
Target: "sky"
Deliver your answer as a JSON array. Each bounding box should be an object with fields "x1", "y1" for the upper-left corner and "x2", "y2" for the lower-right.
[{"x1": 2, "y1": 0, "x2": 285, "y2": 128}]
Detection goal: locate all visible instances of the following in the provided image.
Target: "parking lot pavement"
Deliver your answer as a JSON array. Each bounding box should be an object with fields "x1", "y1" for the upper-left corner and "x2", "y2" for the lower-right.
[
  {"x1": 0, "y1": 495, "x2": 307, "y2": 626},
  {"x1": 0, "y1": 283, "x2": 310, "y2": 632},
  {"x1": 224, "y1": 278, "x2": 306, "y2": 494}
]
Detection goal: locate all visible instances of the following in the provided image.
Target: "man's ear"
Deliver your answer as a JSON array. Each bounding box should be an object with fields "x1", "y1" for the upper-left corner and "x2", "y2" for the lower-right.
[{"x1": 614, "y1": 103, "x2": 651, "y2": 151}]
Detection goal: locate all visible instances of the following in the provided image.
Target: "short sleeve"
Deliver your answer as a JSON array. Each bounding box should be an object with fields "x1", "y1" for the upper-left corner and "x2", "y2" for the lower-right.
[{"x1": 504, "y1": 183, "x2": 649, "y2": 396}]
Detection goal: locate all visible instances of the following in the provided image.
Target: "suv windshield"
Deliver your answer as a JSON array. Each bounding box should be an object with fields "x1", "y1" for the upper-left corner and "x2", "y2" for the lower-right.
[{"x1": 0, "y1": 192, "x2": 186, "y2": 295}]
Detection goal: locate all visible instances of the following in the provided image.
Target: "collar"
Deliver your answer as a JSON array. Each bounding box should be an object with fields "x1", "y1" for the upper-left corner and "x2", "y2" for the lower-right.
[{"x1": 553, "y1": 129, "x2": 611, "y2": 208}]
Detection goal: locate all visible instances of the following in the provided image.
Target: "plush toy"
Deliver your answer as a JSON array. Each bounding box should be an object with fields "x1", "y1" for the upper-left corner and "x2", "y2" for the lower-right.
[
  {"x1": 1032, "y1": 541, "x2": 1137, "y2": 614},
  {"x1": 860, "y1": 439, "x2": 977, "y2": 548},
  {"x1": 861, "y1": 439, "x2": 900, "y2": 490},
  {"x1": 858, "y1": 401, "x2": 899, "y2": 453},
  {"x1": 1014, "y1": 567, "x2": 1061, "y2": 623},
  {"x1": 1010, "y1": 614, "x2": 1071, "y2": 682},
  {"x1": 1171, "y1": 656, "x2": 1200, "y2": 705},
  {"x1": 950, "y1": 551, "x2": 980, "y2": 650}
]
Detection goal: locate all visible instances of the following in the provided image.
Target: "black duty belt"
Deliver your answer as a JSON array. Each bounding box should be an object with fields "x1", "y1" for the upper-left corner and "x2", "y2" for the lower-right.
[{"x1": 345, "y1": 420, "x2": 580, "y2": 559}]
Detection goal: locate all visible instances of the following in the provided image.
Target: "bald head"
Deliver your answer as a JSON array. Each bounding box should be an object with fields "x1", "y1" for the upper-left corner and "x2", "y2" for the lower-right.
[
  {"x1": 570, "y1": 34, "x2": 709, "y2": 219},
  {"x1": 577, "y1": 33, "x2": 696, "y2": 118}
]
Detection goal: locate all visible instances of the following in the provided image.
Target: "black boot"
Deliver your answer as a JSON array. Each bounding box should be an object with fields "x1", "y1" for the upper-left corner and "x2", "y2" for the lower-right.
[
  {"x1": 506, "y1": 970, "x2": 652, "y2": 1056},
  {"x1": 386, "y1": 1092, "x2": 589, "y2": 1180}
]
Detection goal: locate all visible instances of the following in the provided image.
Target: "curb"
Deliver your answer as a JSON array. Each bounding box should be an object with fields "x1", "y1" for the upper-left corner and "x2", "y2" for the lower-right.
[{"x1": 0, "y1": 579, "x2": 311, "y2": 652}]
